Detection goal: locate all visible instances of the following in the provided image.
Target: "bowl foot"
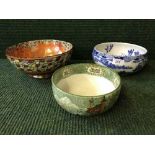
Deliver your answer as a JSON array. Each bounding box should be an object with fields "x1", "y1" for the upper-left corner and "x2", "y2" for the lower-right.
[{"x1": 28, "y1": 74, "x2": 51, "y2": 79}]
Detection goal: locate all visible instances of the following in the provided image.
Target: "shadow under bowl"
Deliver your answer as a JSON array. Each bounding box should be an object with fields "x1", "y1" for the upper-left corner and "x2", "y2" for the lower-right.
[{"x1": 6, "y1": 39, "x2": 73, "y2": 78}]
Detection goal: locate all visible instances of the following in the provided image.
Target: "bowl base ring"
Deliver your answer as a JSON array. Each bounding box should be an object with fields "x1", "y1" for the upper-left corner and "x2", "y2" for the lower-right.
[{"x1": 28, "y1": 74, "x2": 51, "y2": 79}]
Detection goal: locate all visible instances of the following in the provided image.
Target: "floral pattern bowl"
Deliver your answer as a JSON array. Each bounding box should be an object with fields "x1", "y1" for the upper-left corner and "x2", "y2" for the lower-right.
[
  {"x1": 52, "y1": 63, "x2": 121, "y2": 116},
  {"x1": 92, "y1": 42, "x2": 148, "y2": 73},
  {"x1": 6, "y1": 40, "x2": 73, "y2": 78}
]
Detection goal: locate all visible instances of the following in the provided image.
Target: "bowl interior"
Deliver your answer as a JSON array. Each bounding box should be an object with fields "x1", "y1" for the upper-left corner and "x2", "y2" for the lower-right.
[
  {"x1": 52, "y1": 63, "x2": 121, "y2": 97},
  {"x1": 6, "y1": 40, "x2": 72, "y2": 59},
  {"x1": 95, "y1": 42, "x2": 147, "y2": 56}
]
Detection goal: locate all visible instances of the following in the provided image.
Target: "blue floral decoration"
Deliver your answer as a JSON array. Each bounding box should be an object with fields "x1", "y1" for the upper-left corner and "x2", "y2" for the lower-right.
[
  {"x1": 105, "y1": 44, "x2": 113, "y2": 53},
  {"x1": 128, "y1": 49, "x2": 140, "y2": 56},
  {"x1": 128, "y1": 49, "x2": 135, "y2": 56},
  {"x1": 92, "y1": 50, "x2": 132, "y2": 70},
  {"x1": 92, "y1": 48, "x2": 147, "y2": 73},
  {"x1": 123, "y1": 56, "x2": 132, "y2": 62},
  {"x1": 134, "y1": 51, "x2": 139, "y2": 56}
]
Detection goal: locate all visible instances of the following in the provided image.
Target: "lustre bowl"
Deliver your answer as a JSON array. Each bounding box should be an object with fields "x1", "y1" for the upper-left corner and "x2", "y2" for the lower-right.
[
  {"x1": 6, "y1": 39, "x2": 73, "y2": 78},
  {"x1": 52, "y1": 63, "x2": 121, "y2": 116},
  {"x1": 92, "y1": 42, "x2": 148, "y2": 73}
]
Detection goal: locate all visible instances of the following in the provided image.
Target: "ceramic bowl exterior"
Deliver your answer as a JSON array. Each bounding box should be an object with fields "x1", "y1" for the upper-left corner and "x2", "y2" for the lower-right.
[
  {"x1": 92, "y1": 42, "x2": 148, "y2": 73},
  {"x1": 6, "y1": 40, "x2": 73, "y2": 78},
  {"x1": 52, "y1": 63, "x2": 121, "y2": 116}
]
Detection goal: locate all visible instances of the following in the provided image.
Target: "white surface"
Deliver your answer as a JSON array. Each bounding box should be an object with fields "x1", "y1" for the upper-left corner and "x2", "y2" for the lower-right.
[
  {"x1": 57, "y1": 74, "x2": 115, "y2": 96},
  {"x1": 0, "y1": 136, "x2": 154, "y2": 155},
  {"x1": 0, "y1": 0, "x2": 154, "y2": 19}
]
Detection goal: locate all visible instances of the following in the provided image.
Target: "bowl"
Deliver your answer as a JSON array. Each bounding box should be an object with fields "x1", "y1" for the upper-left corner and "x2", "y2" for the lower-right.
[
  {"x1": 52, "y1": 63, "x2": 121, "y2": 116},
  {"x1": 6, "y1": 39, "x2": 73, "y2": 78},
  {"x1": 92, "y1": 42, "x2": 148, "y2": 73}
]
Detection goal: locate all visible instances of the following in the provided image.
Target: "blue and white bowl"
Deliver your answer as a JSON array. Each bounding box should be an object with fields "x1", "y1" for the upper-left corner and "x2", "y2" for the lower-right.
[{"x1": 92, "y1": 42, "x2": 148, "y2": 73}]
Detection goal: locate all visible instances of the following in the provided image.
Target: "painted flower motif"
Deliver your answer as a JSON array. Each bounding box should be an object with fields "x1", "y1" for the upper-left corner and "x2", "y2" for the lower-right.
[
  {"x1": 87, "y1": 66, "x2": 102, "y2": 75},
  {"x1": 105, "y1": 44, "x2": 113, "y2": 53},
  {"x1": 14, "y1": 59, "x2": 20, "y2": 64},
  {"x1": 87, "y1": 98, "x2": 105, "y2": 114},
  {"x1": 63, "y1": 68, "x2": 71, "y2": 77},
  {"x1": 134, "y1": 51, "x2": 139, "y2": 56},
  {"x1": 123, "y1": 56, "x2": 132, "y2": 62},
  {"x1": 22, "y1": 60, "x2": 29, "y2": 66},
  {"x1": 128, "y1": 49, "x2": 134, "y2": 56}
]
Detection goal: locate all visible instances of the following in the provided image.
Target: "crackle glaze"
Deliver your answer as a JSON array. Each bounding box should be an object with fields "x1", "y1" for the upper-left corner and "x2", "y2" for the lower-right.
[
  {"x1": 52, "y1": 63, "x2": 121, "y2": 116},
  {"x1": 6, "y1": 40, "x2": 73, "y2": 78},
  {"x1": 92, "y1": 42, "x2": 148, "y2": 73}
]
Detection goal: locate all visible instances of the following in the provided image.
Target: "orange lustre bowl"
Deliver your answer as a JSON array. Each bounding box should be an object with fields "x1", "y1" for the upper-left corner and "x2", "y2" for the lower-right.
[{"x1": 6, "y1": 39, "x2": 73, "y2": 78}]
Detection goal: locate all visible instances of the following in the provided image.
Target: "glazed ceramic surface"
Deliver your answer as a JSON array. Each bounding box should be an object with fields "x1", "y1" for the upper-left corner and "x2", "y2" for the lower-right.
[
  {"x1": 92, "y1": 42, "x2": 148, "y2": 73},
  {"x1": 6, "y1": 40, "x2": 73, "y2": 78},
  {"x1": 52, "y1": 63, "x2": 121, "y2": 116},
  {"x1": 57, "y1": 74, "x2": 116, "y2": 96}
]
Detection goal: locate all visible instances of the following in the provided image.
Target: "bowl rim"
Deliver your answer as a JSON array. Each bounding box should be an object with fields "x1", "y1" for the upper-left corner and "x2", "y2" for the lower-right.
[
  {"x1": 51, "y1": 63, "x2": 121, "y2": 98},
  {"x1": 6, "y1": 39, "x2": 73, "y2": 60},
  {"x1": 94, "y1": 42, "x2": 148, "y2": 57}
]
